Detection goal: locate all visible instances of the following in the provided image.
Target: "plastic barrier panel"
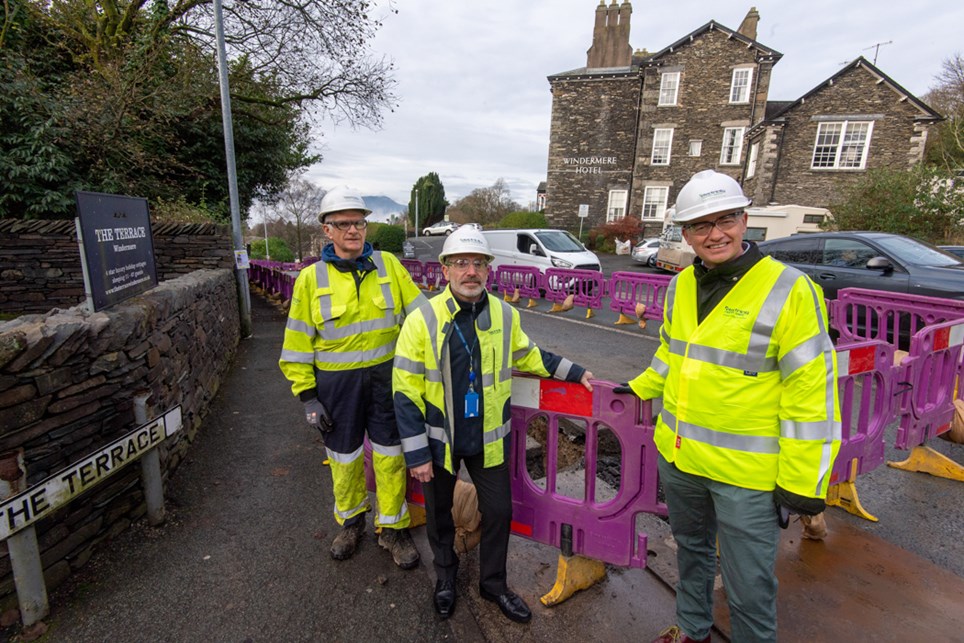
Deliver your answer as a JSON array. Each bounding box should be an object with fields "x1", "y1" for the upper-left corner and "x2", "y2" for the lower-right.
[
  {"x1": 508, "y1": 375, "x2": 664, "y2": 569},
  {"x1": 895, "y1": 320, "x2": 964, "y2": 450},
  {"x1": 830, "y1": 288, "x2": 964, "y2": 349},
  {"x1": 399, "y1": 259, "x2": 424, "y2": 285},
  {"x1": 830, "y1": 341, "x2": 895, "y2": 486},
  {"x1": 608, "y1": 271, "x2": 672, "y2": 321},
  {"x1": 543, "y1": 268, "x2": 606, "y2": 311},
  {"x1": 423, "y1": 261, "x2": 447, "y2": 290},
  {"x1": 494, "y1": 266, "x2": 543, "y2": 299}
]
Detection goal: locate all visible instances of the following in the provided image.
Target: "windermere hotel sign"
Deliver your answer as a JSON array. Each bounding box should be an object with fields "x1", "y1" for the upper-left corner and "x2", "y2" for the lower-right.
[{"x1": 562, "y1": 156, "x2": 618, "y2": 174}]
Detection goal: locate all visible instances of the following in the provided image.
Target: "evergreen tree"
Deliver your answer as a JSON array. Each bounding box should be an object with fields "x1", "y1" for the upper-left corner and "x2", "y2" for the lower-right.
[{"x1": 408, "y1": 172, "x2": 448, "y2": 228}]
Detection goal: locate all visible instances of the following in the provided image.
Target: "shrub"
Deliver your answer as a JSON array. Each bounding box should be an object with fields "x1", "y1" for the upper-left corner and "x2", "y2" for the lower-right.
[
  {"x1": 498, "y1": 211, "x2": 548, "y2": 229},
  {"x1": 590, "y1": 217, "x2": 643, "y2": 253},
  {"x1": 367, "y1": 223, "x2": 406, "y2": 252},
  {"x1": 250, "y1": 237, "x2": 294, "y2": 262}
]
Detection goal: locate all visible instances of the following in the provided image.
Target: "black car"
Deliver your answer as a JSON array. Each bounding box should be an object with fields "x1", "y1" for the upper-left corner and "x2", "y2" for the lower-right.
[{"x1": 757, "y1": 231, "x2": 964, "y2": 301}]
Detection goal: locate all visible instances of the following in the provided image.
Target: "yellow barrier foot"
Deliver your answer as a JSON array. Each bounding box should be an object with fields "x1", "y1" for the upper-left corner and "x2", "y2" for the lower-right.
[
  {"x1": 540, "y1": 554, "x2": 607, "y2": 607},
  {"x1": 888, "y1": 445, "x2": 964, "y2": 482},
  {"x1": 549, "y1": 294, "x2": 574, "y2": 314},
  {"x1": 615, "y1": 313, "x2": 635, "y2": 325},
  {"x1": 826, "y1": 479, "x2": 877, "y2": 521},
  {"x1": 585, "y1": 308, "x2": 594, "y2": 319},
  {"x1": 526, "y1": 298, "x2": 538, "y2": 308},
  {"x1": 322, "y1": 458, "x2": 330, "y2": 466}
]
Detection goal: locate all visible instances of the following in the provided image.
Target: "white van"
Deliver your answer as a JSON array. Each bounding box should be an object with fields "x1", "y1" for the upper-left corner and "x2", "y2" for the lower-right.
[{"x1": 482, "y1": 229, "x2": 601, "y2": 274}]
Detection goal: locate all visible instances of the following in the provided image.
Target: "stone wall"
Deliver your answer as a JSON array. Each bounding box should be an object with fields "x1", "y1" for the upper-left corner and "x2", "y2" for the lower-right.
[
  {"x1": 0, "y1": 220, "x2": 235, "y2": 315},
  {"x1": 0, "y1": 269, "x2": 240, "y2": 608},
  {"x1": 545, "y1": 73, "x2": 640, "y2": 230},
  {"x1": 766, "y1": 66, "x2": 931, "y2": 207}
]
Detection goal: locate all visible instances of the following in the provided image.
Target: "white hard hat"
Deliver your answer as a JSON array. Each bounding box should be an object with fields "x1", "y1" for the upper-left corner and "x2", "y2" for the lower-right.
[
  {"x1": 673, "y1": 170, "x2": 751, "y2": 223},
  {"x1": 439, "y1": 226, "x2": 494, "y2": 263},
  {"x1": 318, "y1": 186, "x2": 372, "y2": 223}
]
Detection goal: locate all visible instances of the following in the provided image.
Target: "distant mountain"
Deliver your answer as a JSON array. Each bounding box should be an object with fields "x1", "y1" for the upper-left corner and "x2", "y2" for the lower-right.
[{"x1": 364, "y1": 196, "x2": 406, "y2": 223}]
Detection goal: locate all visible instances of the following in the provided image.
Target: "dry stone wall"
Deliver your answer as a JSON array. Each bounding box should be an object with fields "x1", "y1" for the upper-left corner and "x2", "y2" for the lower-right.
[{"x1": 0, "y1": 268, "x2": 240, "y2": 608}]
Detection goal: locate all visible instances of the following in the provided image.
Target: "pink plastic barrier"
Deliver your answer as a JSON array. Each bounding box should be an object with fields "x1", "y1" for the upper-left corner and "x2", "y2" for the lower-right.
[
  {"x1": 422, "y1": 261, "x2": 447, "y2": 289},
  {"x1": 248, "y1": 262, "x2": 296, "y2": 300},
  {"x1": 894, "y1": 319, "x2": 964, "y2": 450},
  {"x1": 608, "y1": 271, "x2": 672, "y2": 321},
  {"x1": 830, "y1": 341, "x2": 895, "y2": 485},
  {"x1": 829, "y1": 288, "x2": 964, "y2": 349},
  {"x1": 507, "y1": 376, "x2": 663, "y2": 569},
  {"x1": 543, "y1": 268, "x2": 607, "y2": 311},
  {"x1": 494, "y1": 266, "x2": 543, "y2": 299},
  {"x1": 400, "y1": 259, "x2": 424, "y2": 285}
]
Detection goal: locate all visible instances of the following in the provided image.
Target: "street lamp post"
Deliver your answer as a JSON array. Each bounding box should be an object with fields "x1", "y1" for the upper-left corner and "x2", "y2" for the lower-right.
[{"x1": 213, "y1": 0, "x2": 252, "y2": 337}]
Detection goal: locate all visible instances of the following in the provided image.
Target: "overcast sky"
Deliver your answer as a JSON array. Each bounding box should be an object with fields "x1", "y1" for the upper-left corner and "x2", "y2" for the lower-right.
[{"x1": 302, "y1": 0, "x2": 962, "y2": 208}]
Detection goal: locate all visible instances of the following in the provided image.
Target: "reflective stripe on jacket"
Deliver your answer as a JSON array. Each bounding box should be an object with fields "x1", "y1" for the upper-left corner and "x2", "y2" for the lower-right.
[
  {"x1": 393, "y1": 288, "x2": 577, "y2": 474},
  {"x1": 628, "y1": 256, "x2": 841, "y2": 498},
  {"x1": 279, "y1": 251, "x2": 426, "y2": 395}
]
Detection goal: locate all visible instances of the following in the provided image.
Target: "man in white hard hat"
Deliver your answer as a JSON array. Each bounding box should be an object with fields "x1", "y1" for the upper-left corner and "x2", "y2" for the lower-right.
[
  {"x1": 392, "y1": 226, "x2": 594, "y2": 623},
  {"x1": 618, "y1": 170, "x2": 840, "y2": 643},
  {"x1": 280, "y1": 186, "x2": 427, "y2": 569}
]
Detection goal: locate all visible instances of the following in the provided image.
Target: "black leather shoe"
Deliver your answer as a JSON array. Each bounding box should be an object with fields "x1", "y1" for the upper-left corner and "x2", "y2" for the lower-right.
[
  {"x1": 433, "y1": 580, "x2": 456, "y2": 619},
  {"x1": 479, "y1": 587, "x2": 531, "y2": 624}
]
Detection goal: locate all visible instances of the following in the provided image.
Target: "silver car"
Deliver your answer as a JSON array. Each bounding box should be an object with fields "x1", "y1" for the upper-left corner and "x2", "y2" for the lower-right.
[{"x1": 421, "y1": 220, "x2": 459, "y2": 236}]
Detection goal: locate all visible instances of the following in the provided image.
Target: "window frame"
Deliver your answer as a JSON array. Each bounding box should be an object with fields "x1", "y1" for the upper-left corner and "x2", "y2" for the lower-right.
[
  {"x1": 651, "y1": 128, "x2": 674, "y2": 166},
  {"x1": 729, "y1": 68, "x2": 753, "y2": 104},
  {"x1": 746, "y1": 142, "x2": 759, "y2": 179},
  {"x1": 720, "y1": 127, "x2": 745, "y2": 166},
  {"x1": 606, "y1": 189, "x2": 628, "y2": 223},
  {"x1": 641, "y1": 186, "x2": 669, "y2": 221},
  {"x1": 688, "y1": 140, "x2": 703, "y2": 157},
  {"x1": 658, "y1": 71, "x2": 680, "y2": 106},
  {"x1": 811, "y1": 120, "x2": 874, "y2": 170}
]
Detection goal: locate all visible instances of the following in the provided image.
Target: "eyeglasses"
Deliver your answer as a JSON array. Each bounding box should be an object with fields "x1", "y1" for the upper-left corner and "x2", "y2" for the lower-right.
[
  {"x1": 325, "y1": 219, "x2": 368, "y2": 231},
  {"x1": 445, "y1": 258, "x2": 490, "y2": 270},
  {"x1": 682, "y1": 212, "x2": 743, "y2": 236}
]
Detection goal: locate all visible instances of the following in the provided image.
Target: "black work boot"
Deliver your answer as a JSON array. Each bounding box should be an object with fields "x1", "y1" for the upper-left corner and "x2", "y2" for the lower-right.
[
  {"x1": 377, "y1": 527, "x2": 420, "y2": 570},
  {"x1": 330, "y1": 520, "x2": 365, "y2": 560}
]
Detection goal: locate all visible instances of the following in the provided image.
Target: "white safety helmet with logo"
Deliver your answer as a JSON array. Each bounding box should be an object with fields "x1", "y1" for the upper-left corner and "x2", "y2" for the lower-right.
[
  {"x1": 318, "y1": 186, "x2": 372, "y2": 223},
  {"x1": 672, "y1": 170, "x2": 751, "y2": 223},
  {"x1": 438, "y1": 225, "x2": 495, "y2": 263}
]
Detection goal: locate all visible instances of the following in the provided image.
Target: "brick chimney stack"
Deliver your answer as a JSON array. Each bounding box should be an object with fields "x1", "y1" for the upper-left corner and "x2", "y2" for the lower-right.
[
  {"x1": 586, "y1": 1, "x2": 633, "y2": 69},
  {"x1": 737, "y1": 6, "x2": 760, "y2": 41}
]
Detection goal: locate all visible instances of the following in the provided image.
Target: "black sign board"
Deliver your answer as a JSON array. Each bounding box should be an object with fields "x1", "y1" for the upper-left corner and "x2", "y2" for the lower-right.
[{"x1": 75, "y1": 191, "x2": 158, "y2": 311}]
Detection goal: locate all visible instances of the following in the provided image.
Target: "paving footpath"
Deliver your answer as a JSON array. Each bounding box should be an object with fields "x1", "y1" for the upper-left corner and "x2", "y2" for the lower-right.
[{"x1": 18, "y1": 289, "x2": 964, "y2": 642}]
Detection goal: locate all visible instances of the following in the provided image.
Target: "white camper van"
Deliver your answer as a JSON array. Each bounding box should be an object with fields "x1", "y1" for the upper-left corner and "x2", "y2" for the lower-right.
[{"x1": 482, "y1": 229, "x2": 601, "y2": 274}]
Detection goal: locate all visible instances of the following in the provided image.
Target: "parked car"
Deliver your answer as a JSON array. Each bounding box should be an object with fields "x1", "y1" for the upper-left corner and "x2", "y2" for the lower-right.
[
  {"x1": 632, "y1": 238, "x2": 661, "y2": 266},
  {"x1": 422, "y1": 220, "x2": 459, "y2": 236},
  {"x1": 461, "y1": 222, "x2": 483, "y2": 231},
  {"x1": 939, "y1": 245, "x2": 964, "y2": 259},
  {"x1": 757, "y1": 231, "x2": 964, "y2": 301}
]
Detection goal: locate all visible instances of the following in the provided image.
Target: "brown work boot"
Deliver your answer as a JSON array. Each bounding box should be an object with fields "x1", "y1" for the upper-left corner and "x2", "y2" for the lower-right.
[
  {"x1": 801, "y1": 512, "x2": 828, "y2": 540},
  {"x1": 651, "y1": 625, "x2": 710, "y2": 643},
  {"x1": 378, "y1": 527, "x2": 420, "y2": 570},
  {"x1": 330, "y1": 520, "x2": 365, "y2": 560}
]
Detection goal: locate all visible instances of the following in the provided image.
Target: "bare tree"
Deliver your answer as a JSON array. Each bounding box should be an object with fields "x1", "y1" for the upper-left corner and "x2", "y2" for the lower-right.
[
  {"x1": 451, "y1": 178, "x2": 521, "y2": 225},
  {"x1": 925, "y1": 53, "x2": 964, "y2": 169},
  {"x1": 271, "y1": 180, "x2": 325, "y2": 261}
]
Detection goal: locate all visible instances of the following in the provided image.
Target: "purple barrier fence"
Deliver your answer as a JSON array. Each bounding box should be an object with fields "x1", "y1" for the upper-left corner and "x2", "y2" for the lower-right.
[
  {"x1": 829, "y1": 288, "x2": 964, "y2": 349},
  {"x1": 543, "y1": 268, "x2": 607, "y2": 311},
  {"x1": 400, "y1": 259, "x2": 424, "y2": 286},
  {"x1": 494, "y1": 266, "x2": 543, "y2": 299},
  {"x1": 894, "y1": 319, "x2": 964, "y2": 450},
  {"x1": 608, "y1": 271, "x2": 672, "y2": 321},
  {"x1": 248, "y1": 262, "x2": 296, "y2": 301},
  {"x1": 507, "y1": 376, "x2": 663, "y2": 569},
  {"x1": 829, "y1": 341, "x2": 895, "y2": 487},
  {"x1": 422, "y1": 261, "x2": 446, "y2": 290}
]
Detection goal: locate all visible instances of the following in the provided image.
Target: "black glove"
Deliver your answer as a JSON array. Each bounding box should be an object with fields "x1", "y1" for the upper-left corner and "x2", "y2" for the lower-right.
[
  {"x1": 613, "y1": 383, "x2": 636, "y2": 395},
  {"x1": 773, "y1": 485, "x2": 825, "y2": 528},
  {"x1": 304, "y1": 398, "x2": 334, "y2": 433}
]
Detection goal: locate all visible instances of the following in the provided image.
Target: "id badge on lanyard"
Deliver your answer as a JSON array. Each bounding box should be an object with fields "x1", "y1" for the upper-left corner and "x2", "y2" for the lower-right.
[{"x1": 464, "y1": 370, "x2": 479, "y2": 418}]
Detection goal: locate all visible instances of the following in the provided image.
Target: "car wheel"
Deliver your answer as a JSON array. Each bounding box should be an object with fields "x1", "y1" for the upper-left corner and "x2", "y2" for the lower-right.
[
  {"x1": 648, "y1": 255, "x2": 656, "y2": 267},
  {"x1": 445, "y1": 230, "x2": 453, "y2": 236}
]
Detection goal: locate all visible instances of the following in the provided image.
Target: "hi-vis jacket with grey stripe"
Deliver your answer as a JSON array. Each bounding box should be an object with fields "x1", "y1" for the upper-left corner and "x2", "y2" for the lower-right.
[
  {"x1": 628, "y1": 256, "x2": 841, "y2": 499},
  {"x1": 393, "y1": 288, "x2": 581, "y2": 474},
  {"x1": 279, "y1": 252, "x2": 426, "y2": 396}
]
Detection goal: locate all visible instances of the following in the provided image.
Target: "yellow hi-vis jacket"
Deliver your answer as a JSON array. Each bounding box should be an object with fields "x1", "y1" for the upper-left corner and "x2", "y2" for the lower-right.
[
  {"x1": 279, "y1": 251, "x2": 426, "y2": 395},
  {"x1": 628, "y1": 257, "x2": 841, "y2": 499},
  {"x1": 393, "y1": 288, "x2": 578, "y2": 474}
]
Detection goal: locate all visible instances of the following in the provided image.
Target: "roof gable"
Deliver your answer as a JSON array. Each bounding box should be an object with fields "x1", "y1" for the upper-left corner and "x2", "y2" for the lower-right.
[{"x1": 646, "y1": 20, "x2": 782, "y2": 64}]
